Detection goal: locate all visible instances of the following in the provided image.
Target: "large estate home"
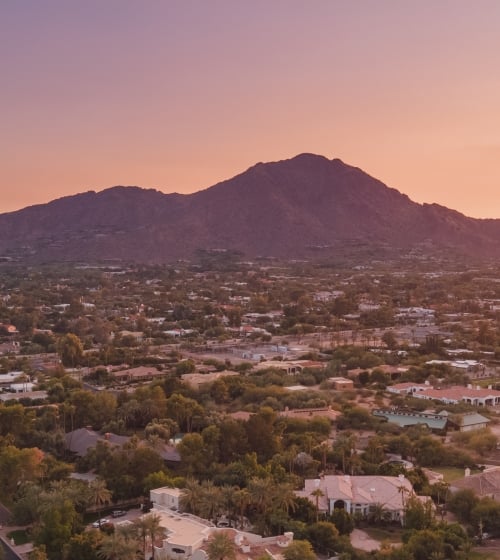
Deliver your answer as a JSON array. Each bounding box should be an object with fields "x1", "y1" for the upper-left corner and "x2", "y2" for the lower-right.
[
  {"x1": 297, "y1": 474, "x2": 414, "y2": 523},
  {"x1": 412, "y1": 385, "x2": 500, "y2": 406},
  {"x1": 149, "y1": 487, "x2": 294, "y2": 560}
]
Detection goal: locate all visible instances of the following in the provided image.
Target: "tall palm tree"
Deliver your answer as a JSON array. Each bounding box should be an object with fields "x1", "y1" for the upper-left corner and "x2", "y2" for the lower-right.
[
  {"x1": 199, "y1": 481, "x2": 222, "y2": 522},
  {"x1": 179, "y1": 477, "x2": 201, "y2": 515},
  {"x1": 146, "y1": 512, "x2": 166, "y2": 560},
  {"x1": 206, "y1": 531, "x2": 236, "y2": 560},
  {"x1": 247, "y1": 477, "x2": 273, "y2": 514},
  {"x1": 233, "y1": 488, "x2": 250, "y2": 529},
  {"x1": 88, "y1": 478, "x2": 112, "y2": 527},
  {"x1": 273, "y1": 482, "x2": 297, "y2": 516},
  {"x1": 97, "y1": 533, "x2": 138, "y2": 560},
  {"x1": 219, "y1": 484, "x2": 237, "y2": 524},
  {"x1": 134, "y1": 516, "x2": 150, "y2": 559},
  {"x1": 134, "y1": 513, "x2": 166, "y2": 560},
  {"x1": 310, "y1": 488, "x2": 325, "y2": 522}
]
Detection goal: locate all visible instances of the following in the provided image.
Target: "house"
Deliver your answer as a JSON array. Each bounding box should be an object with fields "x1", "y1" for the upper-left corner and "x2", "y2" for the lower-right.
[
  {"x1": 279, "y1": 405, "x2": 340, "y2": 422},
  {"x1": 253, "y1": 360, "x2": 324, "y2": 375},
  {"x1": 296, "y1": 474, "x2": 414, "y2": 523},
  {"x1": 0, "y1": 371, "x2": 25, "y2": 387},
  {"x1": 181, "y1": 370, "x2": 239, "y2": 390},
  {"x1": 387, "y1": 382, "x2": 432, "y2": 395},
  {"x1": 373, "y1": 409, "x2": 448, "y2": 431},
  {"x1": 65, "y1": 428, "x2": 130, "y2": 457},
  {"x1": 0, "y1": 390, "x2": 48, "y2": 403},
  {"x1": 327, "y1": 377, "x2": 354, "y2": 391},
  {"x1": 412, "y1": 385, "x2": 500, "y2": 406},
  {"x1": 112, "y1": 366, "x2": 166, "y2": 384},
  {"x1": 151, "y1": 487, "x2": 185, "y2": 511},
  {"x1": 0, "y1": 341, "x2": 20, "y2": 355},
  {"x1": 448, "y1": 412, "x2": 490, "y2": 432},
  {"x1": 149, "y1": 487, "x2": 294, "y2": 560},
  {"x1": 451, "y1": 467, "x2": 500, "y2": 501}
]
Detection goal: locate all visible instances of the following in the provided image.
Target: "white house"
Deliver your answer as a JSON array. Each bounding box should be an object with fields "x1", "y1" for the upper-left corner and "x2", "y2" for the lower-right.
[{"x1": 296, "y1": 475, "x2": 414, "y2": 523}]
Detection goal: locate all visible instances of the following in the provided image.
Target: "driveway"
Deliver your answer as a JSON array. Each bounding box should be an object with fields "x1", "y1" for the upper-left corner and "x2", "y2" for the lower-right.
[{"x1": 350, "y1": 529, "x2": 382, "y2": 552}]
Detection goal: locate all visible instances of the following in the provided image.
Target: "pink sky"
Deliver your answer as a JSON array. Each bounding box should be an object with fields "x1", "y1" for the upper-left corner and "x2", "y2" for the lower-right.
[{"x1": 1, "y1": 1, "x2": 500, "y2": 218}]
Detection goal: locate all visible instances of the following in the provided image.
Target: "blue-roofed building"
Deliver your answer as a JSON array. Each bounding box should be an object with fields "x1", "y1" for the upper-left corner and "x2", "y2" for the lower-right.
[{"x1": 373, "y1": 409, "x2": 448, "y2": 432}]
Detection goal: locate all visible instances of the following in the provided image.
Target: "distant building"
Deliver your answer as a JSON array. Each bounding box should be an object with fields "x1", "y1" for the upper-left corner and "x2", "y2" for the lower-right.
[
  {"x1": 448, "y1": 412, "x2": 490, "y2": 432},
  {"x1": 327, "y1": 376, "x2": 354, "y2": 391},
  {"x1": 413, "y1": 385, "x2": 500, "y2": 406},
  {"x1": 373, "y1": 409, "x2": 447, "y2": 431},
  {"x1": 253, "y1": 360, "x2": 324, "y2": 375},
  {"x1": 279, "y1": 406, "x2": 340, "y2": 422},
  {"x1": 181, "y1": 370, "x2": 239, "y2": 390},
  {"x1": 112, "y1": 366, "x2": 166, "y2": 384},
  {"x1": 387, "y1": 382, "x2": 432, "y2": 395},
  {"x1": 65, "y1": 428, "x2": 129, "y2": 457}
]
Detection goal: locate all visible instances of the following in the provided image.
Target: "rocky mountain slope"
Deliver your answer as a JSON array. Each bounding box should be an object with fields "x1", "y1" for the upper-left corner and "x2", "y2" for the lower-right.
[{"x1": 0, "y1": 154, "x2": 498, "y2": 262}]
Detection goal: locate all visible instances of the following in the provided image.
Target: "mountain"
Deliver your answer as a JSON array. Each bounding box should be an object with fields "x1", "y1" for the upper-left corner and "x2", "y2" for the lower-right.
[{"x1": 0, "y1": 153, "x2": 499, "y2": 263}]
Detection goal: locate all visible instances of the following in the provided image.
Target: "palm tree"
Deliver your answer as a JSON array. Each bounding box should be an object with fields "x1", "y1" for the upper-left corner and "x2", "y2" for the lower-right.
[
  {"x1": 310, "y1": 488, "x2": 325, "y2": 522},
  {"x1": 134, "y1": 516, "x2": 150, "y2": 559},
  {"x1": 88, "y1": 478, "x2": 112, "y2": 527},
  {"x1": 147, "y1": 513, "x2": 166, "y2": 560},
  {"x1": 199, "y1": 480, "x2": 223, "y2": 521},
  {"x1": 247, "y1": 477, "x2": 273, "y2": 514},
  {"x1": 206, "y1": 531, "x2": 236, "y2": 560},
  {"x1": 233, "y1": 487, "x2": 250, "y2": 529},
  {"x1": 368, "y1": 503, "x2": 388, "y2": 525},
  {"x1": 273, "y1": 482, "x2": 297, "y2": 516},
  {"x1": 97, "y1": 533, "x2": 138, "y2": 560},
  {"x1": 180, "y1": 478, "x2": 201, "y2": 515},
  {"x1": 219, "y1": 484, "x2": 237, "y2": 524}
]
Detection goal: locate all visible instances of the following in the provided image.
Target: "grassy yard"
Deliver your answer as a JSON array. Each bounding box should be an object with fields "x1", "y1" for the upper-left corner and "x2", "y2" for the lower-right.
[
  {"x1": 362, "y1": 526, "x2": 404, "y2": 544},
  {"x1": 433, "y1": 466, "x2": 480, "y2": 482}
]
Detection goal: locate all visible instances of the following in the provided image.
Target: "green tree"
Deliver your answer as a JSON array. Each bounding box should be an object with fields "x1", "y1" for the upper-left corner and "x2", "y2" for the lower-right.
[
  {"x1": 283, "y1": 540, "x2": 316, "y2": 560},
  {"x1": 329, "y1": 508, "x2": 354, "y2": 535},
  {"x1": 307, "y1": 521, "x2": 340, "y2": 555},
  {"x1": 88, "y1": 479, "x2": 112, "y2": 527},
  {"x1": 28, "y1": 547, "x2": 48, "y2": 560},
  {"x1": 34, "y1": 500, "x2": 81, "y2": 560},
  {"x1": 97, "y1": 533, "x2": 138, "y2": 560},
  {"x1": 206, "y1": 531, "x2": 237, "y2": 560},
  {"x1": 447, "y1": 488, "x2": 478, "y2": 524},
  {"x1": 57, "y1": 333, "x2": 84, "y2": 368},
  {"x1": 404, "y1": 495, "x2": 435, "y2": 530},
  {"x1": 63, "y1": 530, "x2": 102, "y2": 560},
  {"x1": 0, "y1": 445, "x2": 44, "y2": 499},
  {"x1": 135, "y1": 512, "x2": 166, "y2": 560},
  {"x1": 406, "y1": 529, "x2": 445, "y2": 560}
]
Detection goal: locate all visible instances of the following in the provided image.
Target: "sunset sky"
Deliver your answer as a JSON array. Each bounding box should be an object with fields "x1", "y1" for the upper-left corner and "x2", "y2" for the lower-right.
[{"x1": 2, "y1": 1, "x2": 500, "y2": 218}]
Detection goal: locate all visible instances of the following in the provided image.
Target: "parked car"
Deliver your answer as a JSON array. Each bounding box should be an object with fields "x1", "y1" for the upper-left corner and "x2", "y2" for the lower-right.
[
  {"x1": 92, "y1": 518, "x2": 110, "y2": 528},
  {"x1": 112, "y1": 510, "x2": 127, "y2": 518}
]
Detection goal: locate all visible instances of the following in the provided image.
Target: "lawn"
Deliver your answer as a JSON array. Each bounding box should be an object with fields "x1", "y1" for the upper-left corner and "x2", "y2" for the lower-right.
[
  {"x1": 433, "y1": 467, "x2": 480, "y2": 482},
  {"x1": 363, "y1": 526, "x2": 404, "y2": 544}
]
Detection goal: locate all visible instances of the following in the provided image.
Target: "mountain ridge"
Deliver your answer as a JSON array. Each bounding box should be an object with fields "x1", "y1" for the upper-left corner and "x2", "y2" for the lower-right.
[{"x1": 0, "y1": 154, "x2": 499, "y2": 263}]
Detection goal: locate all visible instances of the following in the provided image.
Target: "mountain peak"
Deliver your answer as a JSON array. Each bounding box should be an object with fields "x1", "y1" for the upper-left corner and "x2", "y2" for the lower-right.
[{"x1": 0, "y1": 155, "x2": 499, "y2": 263}]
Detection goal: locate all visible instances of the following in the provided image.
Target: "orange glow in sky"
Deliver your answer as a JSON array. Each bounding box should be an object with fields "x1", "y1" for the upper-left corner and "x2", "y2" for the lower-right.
[{"x1": 1, "y1": 1, "x2": 500, "y2": 218}]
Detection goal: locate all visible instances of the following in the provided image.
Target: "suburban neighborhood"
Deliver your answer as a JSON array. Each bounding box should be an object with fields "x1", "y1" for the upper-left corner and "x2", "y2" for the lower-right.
[{"x1": 0, "y1": 257, "x2": 500, "y2": 560}]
